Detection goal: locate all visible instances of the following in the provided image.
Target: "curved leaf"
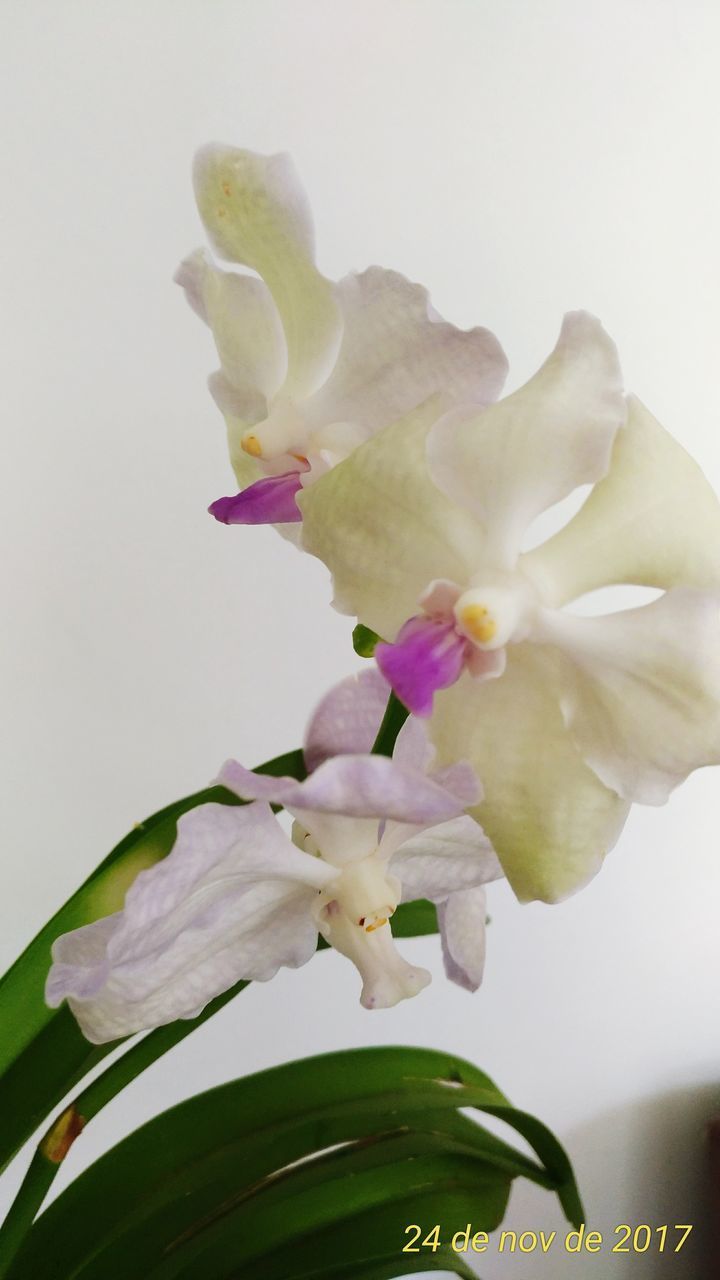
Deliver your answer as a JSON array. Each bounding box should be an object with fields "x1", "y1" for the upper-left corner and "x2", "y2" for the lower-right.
[{"x1": 5, "y1": 1047, "x2": 581, "y2": 1279}]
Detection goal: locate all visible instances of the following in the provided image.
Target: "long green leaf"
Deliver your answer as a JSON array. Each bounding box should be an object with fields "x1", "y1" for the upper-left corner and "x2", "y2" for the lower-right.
[{"x1": 6, "y1": 1047, "x2": 581, "y2": 1279}]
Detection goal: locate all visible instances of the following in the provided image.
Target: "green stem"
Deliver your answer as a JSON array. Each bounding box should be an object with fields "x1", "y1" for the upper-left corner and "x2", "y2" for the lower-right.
[{"x1": 371, "y1": 692, "x2": 409, "y2": 757}]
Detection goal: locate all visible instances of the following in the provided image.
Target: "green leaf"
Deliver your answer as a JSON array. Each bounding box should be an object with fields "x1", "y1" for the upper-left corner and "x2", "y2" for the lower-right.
[
  {"x1": 6, "y1": 1047, "x2": 581, "y2": 1279},
  {"x1": 352, "y1": 623, "x2": 381, "y2": 657}
]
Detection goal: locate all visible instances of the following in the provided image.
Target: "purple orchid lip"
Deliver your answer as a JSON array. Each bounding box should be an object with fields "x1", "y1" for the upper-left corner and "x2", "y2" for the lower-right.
[
  {"x1": 376, "y1": 615, "x2": 468, "y2": 717},
  {"x1": 209, "y1": 470, "x2": 304, "y2": 525}
]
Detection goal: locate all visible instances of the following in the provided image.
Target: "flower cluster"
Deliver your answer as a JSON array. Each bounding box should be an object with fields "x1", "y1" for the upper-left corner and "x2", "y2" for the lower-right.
[
  {"x1": 47, "y1": 145, "x2": 720, "y2": 1040},
  {"x1": 47, "y1": 672, "x2": 500, "y2": 1041}
]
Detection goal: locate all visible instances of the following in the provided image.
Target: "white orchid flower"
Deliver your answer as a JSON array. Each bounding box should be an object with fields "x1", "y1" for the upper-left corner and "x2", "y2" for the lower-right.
[
  {"x1": 46, "y1": 672, "x2": 500, "y2": 1043},
  {"x1": 300, "y1": 312, "x2": 720, "y2": 903},
  {"x1": 176, "y1": 145, "x2": 508, "y2": 528}
]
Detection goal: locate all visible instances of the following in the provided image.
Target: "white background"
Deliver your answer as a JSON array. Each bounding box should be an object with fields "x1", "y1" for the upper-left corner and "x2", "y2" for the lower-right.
[{"x1": 1, "y1": 1, "x2": 719, "y2": 1276}]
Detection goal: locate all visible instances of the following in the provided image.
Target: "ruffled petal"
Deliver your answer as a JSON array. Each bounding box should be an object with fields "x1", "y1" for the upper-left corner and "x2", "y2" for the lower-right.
[
  {"x1": 303, "y1": 266, "x2": 507, "y2": 433},
  {"x1": 193, "y1": 145, "x2": 341, "y2": 399},
  {"x1": 218, "y1": 755, "x2": 474, "y2": 826},
  {"x1": 430, "y1": 646, "x2": 630, "y2": 902},
  {"x1": 300, "y1": 400, "x2": 487, "y2": 639},
  {"x1": 426, "y1": 312, "x2": 626, "y2": 569},
  {"x1": 175, "y1": 250, "x2": 287, "y2": 402},
  {"x1": 438, "y1": 887, "x2": 489, "y2": 992},
  {"x1": 45, "y1": 803, "x2": 330, "y2": 1042},
  {"x1": 390, "y1": 815, "x2": 501, "y2": 901},
  {"x1": 533, "y1": 589, "x2": 720, "y2": 804},
  {"x1": 303, "y1": 668, "x2": 390, "y2": 771},
  {"x1": 209, "y1": 471, "x2": 304, "y2": 525},
  {"x1": 523, "y1": 395, "x2": 720, "y2": 605}
]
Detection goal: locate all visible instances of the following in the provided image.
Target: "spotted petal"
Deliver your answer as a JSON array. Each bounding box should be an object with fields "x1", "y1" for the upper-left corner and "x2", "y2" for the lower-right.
[
  {"x1": 430, "y1": 647, "x2": 630, "y2": 903},
  {"x1": 426, "y1": 312, "x2": 626, "y2": 569},
  {"x1": 300, "y1": 400, "x2": 487, "y2": 640},
  {"x1": 533, "y1": 589, "x2": 720, "y2": 804},
  {"x1": 303, "y1": 266, "x2": 507, "y2": 433},
  {"x1": 45, "y1": 803, "x2": 331, "y2": 1043},
  {"x1": 193, "y1": 145, "x2": 341, "y2": 399},
  {"x1": 523, "y1": 395, "x2": 720, "y2": 606}
]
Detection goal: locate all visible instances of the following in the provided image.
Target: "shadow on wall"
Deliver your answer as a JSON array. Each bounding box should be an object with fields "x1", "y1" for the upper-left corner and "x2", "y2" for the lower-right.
[{"x1": 433, "y1": 1082, "x2": 720, "y2": 1280}]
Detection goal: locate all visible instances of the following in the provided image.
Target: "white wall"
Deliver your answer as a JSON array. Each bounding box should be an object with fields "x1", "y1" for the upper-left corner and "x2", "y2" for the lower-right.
[{"x1": 1, "y1": 2, "x2": 719, "y2": 1275}]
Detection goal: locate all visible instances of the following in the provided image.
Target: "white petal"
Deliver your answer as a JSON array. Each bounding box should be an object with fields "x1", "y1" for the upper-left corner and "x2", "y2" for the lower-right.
[
  {"x1": 303, "y1": 266, "x2": 507, "y2": 433},
  {"x1": 390, "y1": 815, "x2": 502, "y2": 902},
  {"x1": 304, "y1": 668, "x2": 390, "y2": 771},
  {"x1": 438, "y1": 887, "x2": 489, "y2": 991},
  {"x1": 427, "y1": 312, "x2": 626, "y2": 569},
  {"x1": 430, "y1": 647, "x2": 630, "y2": 902},
  {"x1": 46, "y1": 803, "x2": 331, "y2": 1042},
  {"x1": 320, "y1": 912, "x2": 431, "y2": 1009},
  {"x1": 300, "y1": 400, "x2": 486, "y2": 640},
  {"x1": 193, "y1": 145, "x2": 341, "y2": 399},
  {"x1": 175, "y1": 250, "x2": 287, "y2": 401},
  {"x1": 533, "y1": 589, "x2": 720, "y2": 804},
  {"x1": 523, "y1": 395, "x2": 720, "y2": 605}
]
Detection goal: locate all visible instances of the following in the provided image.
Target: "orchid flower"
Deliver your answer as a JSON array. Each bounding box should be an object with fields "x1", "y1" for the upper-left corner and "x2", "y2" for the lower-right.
[
  {"x1": 176, "y1": 145, "x2": 507, "y2": 527},
  {"x1": 46, "y1": 672, "x2": 500, "y2": 1043},
  {"x1": 300, "y1": 312, "x2": 720, "y2": 903}
]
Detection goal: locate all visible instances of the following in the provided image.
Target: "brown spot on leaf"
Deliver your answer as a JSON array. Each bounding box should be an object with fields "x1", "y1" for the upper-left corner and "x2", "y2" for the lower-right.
[{"x1": 41, "y1": 1106, "x2": 86, "y2": 1164}]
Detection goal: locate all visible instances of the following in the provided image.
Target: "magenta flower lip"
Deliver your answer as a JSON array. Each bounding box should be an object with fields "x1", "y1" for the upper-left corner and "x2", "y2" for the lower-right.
[
  {"x1": 208, "y1": 470, "x2": 304, "y2": 525},
  {"x1": 376, "y1": 615, "x2": 469, "y2": 718}
]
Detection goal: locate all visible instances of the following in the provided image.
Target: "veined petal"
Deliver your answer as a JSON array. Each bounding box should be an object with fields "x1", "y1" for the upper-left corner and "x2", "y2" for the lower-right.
[
  {"x1": 533, "y1": 589, "x2": 720, "y2": 804},
  {"x1": 427, "y1": 312, "x2": 626, "y2": 569},
  {"x1": 209, "y1": 471, "x2": 304, "y2": 525},
  {"x1": 430, "y1": 647, "x2": 630, "y2": 902},
  {"x1": 523, "y1": 395, "x2": 720, "y2": 605},
  {"x1": 45, "y1": 803, "x2": 330, "y2": 1042},
  {"x1": 304, "y1": 668, "x2": 391, "y2": 771},
  {"x1": 193, "y1": 145, "x2": 342, "y2": 399},
  {"x1": 303, "y1": 266, "x2": 507, "y2": 433},
  {"x1": 218, "y1": 755, "x2": 472, "y2": 826},
  {"x1": 300, "y1": 400, "x2": 487, "y2": 640},
  {"x1": 438, "y1": 887, "x2": 489, "y2": 992},
  {"x1": 175, "y1": 250, "x2": 287, "y2": 401},
  {"x1": 390, "y1": 815, "x2": 501, "y2": 902}
]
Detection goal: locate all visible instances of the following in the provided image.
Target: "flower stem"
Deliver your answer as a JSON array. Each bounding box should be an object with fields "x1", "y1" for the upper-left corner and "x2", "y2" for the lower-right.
[{"x1": 371, "y1": 691, "x2": 409, "y2": 757}]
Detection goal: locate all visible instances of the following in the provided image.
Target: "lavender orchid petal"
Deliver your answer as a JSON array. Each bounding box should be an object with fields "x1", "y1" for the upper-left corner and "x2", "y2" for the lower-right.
[
  {"x1": 219, "y1": 754, "x2": 473, "y2": 825},
  {"x1": 209, "y1": 471, "x2": 304, "y2": 525},
  {"x1": 438, "y1": 888, "x2": 489, "y2": 992},
  {"x1": 304, "y1": 667, "x2": 391, "y2": 771},
  {"x1": 45, "y1": 802, "x2": 333, "y2": 1043},
  {"x1": 390, "y1": 815, "x2": 501, "y2": 902}
]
